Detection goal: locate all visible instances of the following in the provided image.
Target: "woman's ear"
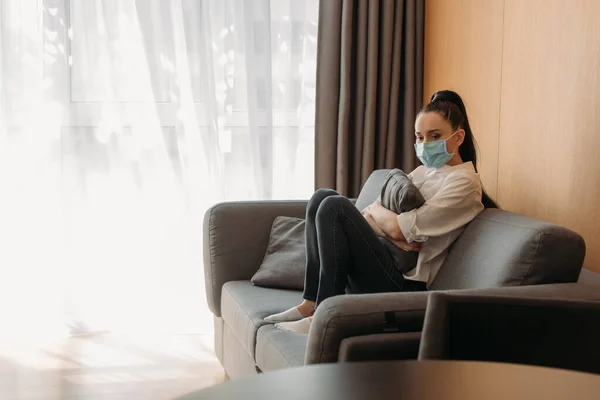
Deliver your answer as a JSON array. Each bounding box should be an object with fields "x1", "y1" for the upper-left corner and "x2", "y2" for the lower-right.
[{"x1": 456, "y1": 129, "x2": 466, "y2": 147}]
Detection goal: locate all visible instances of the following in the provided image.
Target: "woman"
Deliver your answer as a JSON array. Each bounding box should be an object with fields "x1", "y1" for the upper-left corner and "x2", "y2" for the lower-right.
[{"x1": 265, "y1": 90, "x2": 497, "y2": 333}]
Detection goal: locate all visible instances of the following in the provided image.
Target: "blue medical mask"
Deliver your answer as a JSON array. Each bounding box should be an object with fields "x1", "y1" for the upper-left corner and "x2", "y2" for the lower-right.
[{"x1": 414, "y1": 131, "x2": 460, "y2": 169}]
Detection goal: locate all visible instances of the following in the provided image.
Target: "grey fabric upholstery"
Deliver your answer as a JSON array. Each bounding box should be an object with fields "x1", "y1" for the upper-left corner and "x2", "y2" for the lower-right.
[
  {"x1": 204, "y1": 201, "x2": 307, "y2": 316},
  {"x1": 354, "y1": 170, "x2": 390, "y2": 211},
  {"x1": 431, "y1": 209, "x2": 586, "y2": 290},
  {"x1": 220, "y1": 321, "x2": 258, "y2": 379},
  {"x1": 255, "y1": 325, "x2": 308, "y2": 371},
  {"x1": 305, "y1": 291, "x2": 429, "y2": 364},
  {"x1": 338, "y1": 332, "x2": 421, "y2": 362},
  {"x1": 213, "y1": 316, "x2": 224, "y2": 362},
  {"x1": 419, "y1": 292, "x2": 600, "y2": 374},
  {"x1": 251, "y1": 217, "x2": 306, "y2": 290},
  {"x1": 220, "y1": 281, "x2": 303, "y2": 359}
]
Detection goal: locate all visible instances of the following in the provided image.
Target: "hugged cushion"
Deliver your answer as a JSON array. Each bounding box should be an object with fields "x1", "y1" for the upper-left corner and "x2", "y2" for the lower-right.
[
  {"x1": 251, "y1": 216, "x2": 305, "y2": 290},
  {"x1": 380, "y1": 169, "x2": 425, "y2": 213},
  {"x1": 379, "y1": 169, "x2": 426, "y2": 274}
]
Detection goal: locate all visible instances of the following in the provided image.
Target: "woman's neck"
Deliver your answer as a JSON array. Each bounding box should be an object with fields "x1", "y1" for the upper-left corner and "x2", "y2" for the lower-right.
[{"x1": 447, "y1": 152, "x2": 464, "y2": 167}]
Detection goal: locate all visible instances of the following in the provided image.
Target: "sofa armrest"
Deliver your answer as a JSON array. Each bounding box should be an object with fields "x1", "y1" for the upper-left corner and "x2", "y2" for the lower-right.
[
  {"x1": 305, "y1": 282, "x2": 600, "y2": 365},
  {"x1": 305, "y1": 291, "x2": 430, "y2": 364},
  {"x1": 203, "y1": 200, "x2": 307, "y2": 317}
]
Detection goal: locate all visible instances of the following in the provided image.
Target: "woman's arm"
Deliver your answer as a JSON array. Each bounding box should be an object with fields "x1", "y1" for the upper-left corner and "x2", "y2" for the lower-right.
[
  {"x1": 362, "y1": 211, "x2": 386, "y2": 237},
  {"x1": 389, "y1": 238, "x2": 422, "y2": 252},
  {"x1": 397, "y1": 176, "x2": 484, "y2": 243},
  {"x1": 368, "y1": 200, "x2": 406, "y2": 241},
  {"x1": 363, "y1": 208, "x2": 420, "y2": 250}
]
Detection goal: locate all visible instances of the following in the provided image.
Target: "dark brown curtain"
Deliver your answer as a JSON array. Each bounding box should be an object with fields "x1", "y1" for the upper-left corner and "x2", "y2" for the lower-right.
[{"x1": 314, "y1": 0, "x2": 425, "y2": 197}]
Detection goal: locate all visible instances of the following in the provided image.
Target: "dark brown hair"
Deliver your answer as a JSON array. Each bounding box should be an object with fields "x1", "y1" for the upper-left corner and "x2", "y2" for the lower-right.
[{"x1": 419, "y1": 90, "x2": 498, "y2": 208}]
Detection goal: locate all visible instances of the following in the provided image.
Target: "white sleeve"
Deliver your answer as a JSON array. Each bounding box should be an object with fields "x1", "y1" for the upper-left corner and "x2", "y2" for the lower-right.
[{"x1": 397, "y1": 175, "x2": 484, "y2": 243}]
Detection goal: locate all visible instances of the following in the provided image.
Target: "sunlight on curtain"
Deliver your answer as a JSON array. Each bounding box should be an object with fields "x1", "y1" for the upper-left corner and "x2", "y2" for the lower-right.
[{"x1": 0, "y1": 0, "x2": 318, "y2": 339}]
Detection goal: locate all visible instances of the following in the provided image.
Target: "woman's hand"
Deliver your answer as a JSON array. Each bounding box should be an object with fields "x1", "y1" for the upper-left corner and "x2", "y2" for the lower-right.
[
  {"x1": 362, "y1": 211, "x2": 385, "y2": 237},
  {"x1": 361, "y1": 201, "x2": 376, "y2": 214},
  {"x1": 369, "y1": 199, "x2": 383, "y2": 211},
  {"x1": 368, "y1": 201, "x2": 406, "y2": 241},
  {"x1": 389, "y1": 238, "x2": 422, "y2": 252},
  {"x1": 361, "y1": 199, "x2": 382, "y2": 214}
]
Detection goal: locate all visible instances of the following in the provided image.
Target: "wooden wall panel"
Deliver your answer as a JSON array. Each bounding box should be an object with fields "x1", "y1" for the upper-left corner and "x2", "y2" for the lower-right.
[
  {"x1": 424, "y1": 0, "x2": 504, "y2": 199},
  {"x1": 498, "y1": 0, "x2": 600, "y2": 271}
]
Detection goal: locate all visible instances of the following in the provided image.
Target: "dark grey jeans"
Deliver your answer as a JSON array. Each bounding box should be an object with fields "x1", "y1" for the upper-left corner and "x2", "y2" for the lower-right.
[{"x1": 303, "y1": 189, "x2": 427, "y2": 306}]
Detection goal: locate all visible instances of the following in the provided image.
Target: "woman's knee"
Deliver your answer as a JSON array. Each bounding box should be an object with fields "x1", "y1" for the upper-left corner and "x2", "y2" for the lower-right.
[
  {"x1": 308, "y1": 189, "x2": 339, "y2": 216},
  {"x1": 316, "y1": 195, "x2": 353, "y2": 218}
]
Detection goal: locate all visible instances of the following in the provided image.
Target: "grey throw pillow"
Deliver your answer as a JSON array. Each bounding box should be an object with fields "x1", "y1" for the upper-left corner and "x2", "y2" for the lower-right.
[{"x1": 251, "y1": 216, "x2": 306, "y2": 290}]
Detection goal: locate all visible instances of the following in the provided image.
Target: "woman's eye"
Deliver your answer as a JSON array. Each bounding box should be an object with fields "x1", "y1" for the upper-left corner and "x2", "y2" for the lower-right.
[{"x1": 431, "y1": 135, "x2": 440, "y2": 140}]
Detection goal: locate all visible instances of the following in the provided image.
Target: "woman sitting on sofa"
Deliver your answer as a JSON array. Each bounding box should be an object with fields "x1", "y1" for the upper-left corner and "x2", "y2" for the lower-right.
[{"x1": 265, "y1": 90, "x2": 497, "y2": 334}]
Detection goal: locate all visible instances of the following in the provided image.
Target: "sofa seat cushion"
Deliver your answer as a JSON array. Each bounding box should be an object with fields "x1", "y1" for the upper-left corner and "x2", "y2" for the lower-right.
[
  {"x1": 221, "y1": 280, "x2": 303, "y2": 359},
  {"x1": 256, "y1": 325, "x2": 308, "y2": 371}
]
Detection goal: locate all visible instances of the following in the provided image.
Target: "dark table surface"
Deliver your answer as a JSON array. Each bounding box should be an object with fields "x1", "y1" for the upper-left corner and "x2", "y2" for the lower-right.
[{"x1": 179, "y1": 360, "x2": 600, "y2": 400}]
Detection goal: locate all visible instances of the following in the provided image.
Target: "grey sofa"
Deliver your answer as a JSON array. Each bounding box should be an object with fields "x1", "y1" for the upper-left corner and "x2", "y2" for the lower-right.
[{"x1": 204, "y1": 170, "x2": 600, "y2": 379}]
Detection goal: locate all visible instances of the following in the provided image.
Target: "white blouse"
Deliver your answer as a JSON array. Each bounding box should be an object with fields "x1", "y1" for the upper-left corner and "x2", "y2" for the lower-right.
[{"x1": 398, "y1": 162, "x2": 484, "y2": 287}]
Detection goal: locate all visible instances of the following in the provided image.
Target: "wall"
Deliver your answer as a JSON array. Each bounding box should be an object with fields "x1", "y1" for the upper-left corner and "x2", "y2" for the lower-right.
[{"x1": 424, "y1": 0, "x2": 600, "y2": 272}]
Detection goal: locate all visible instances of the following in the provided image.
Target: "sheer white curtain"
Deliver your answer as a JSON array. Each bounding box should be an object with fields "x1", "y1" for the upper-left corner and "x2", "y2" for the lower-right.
[{"x1": 0, "y1": 0, "x2": 318, "y2": 339}]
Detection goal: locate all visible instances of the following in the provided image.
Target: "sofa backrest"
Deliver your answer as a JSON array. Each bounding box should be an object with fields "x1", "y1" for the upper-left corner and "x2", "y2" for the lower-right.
[
  {"x1": 355, "y1": 170, "x2": 390, "y2": 211},
  {"x1": 431, "y1": 209, "x2": 585, "y2": 290},
  {"x1": 356, "y1": 169, "x2": 586, "y2": 289}
]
